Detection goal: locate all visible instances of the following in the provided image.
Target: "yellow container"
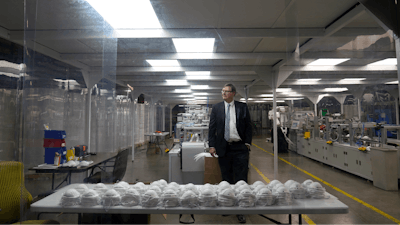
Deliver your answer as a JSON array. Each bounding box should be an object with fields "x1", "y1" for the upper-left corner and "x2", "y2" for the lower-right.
[
  {"x1": 304, "y1": 131, "x2": 310, "y2": 139},
  {"x1": 66, "y1": 149, "x2": 75, "y2": 161}
]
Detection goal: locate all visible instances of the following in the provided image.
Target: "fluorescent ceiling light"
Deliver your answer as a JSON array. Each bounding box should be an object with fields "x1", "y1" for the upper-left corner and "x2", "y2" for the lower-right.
[
  {"x1": 172, "y1": 38, "x2": 215, "y2": 53},
  {"x1": 276, "y1": 88, "x2": 292, "y2": 92},
  {"x1": 186, "y1": 71, "x2": 211, "y2": 80},
  {"x1": 297, "y1": 78, "x2": 321, "y2": 82},
  {"x1": 0, "y1": 72, "x2": 21, "y2": 78},
  {"x1": 260, "y1": 94, "x2": 273, "y2": 97},
  {"x1": 340, "y1": 78, "x2": 366, "y2": 81},
  {"x1": 193, "y1": 92, "x2": 208, "y2": 95},
  {"x1": 323, "y1": 88, "x2": 348, "y2": 92},
  {"x1": 86, "y1": 0, "x2": 161, "y2": 29},
  {"x1": 166, "y1": 79, "x2": 188, "y2": 85},
  {"x1": 186, "y1": 76, "x2": 211, "y2": 80},
  {"x1": 385, "y1": 80, "x2": 398, "y2": 84},
  {"x1": 307, "y1": 58, "x2": 350, "y2": 66},
  {"x1": 276, "y1": 100, "x2": 285, "y2": 103},
  {"x1": 0, "y1": 60, "x2": 24, "y2": 71},
  {"x1": 185, "y1": 71, "x2": 211, "y2": 76},
  {"x1": 240, "y1": 98, "x2": 254, "y2": 100},
  {"x1": 53, "y1": 79, "x2": 79, "y2": 85},
  {"x1": 191, "y1": 85, "x2": 209, "y2": 89},
  {"x1": 194, "y1": 97, "x2": 207, "y2": 99},
  {"x1": 282, "y1": 92, "x2": 302, "y2": 96},
  {"x1": 179, "y1": 95, "x2": 194, "y2": 97},
  {"x1": 177, "y1": 53, "x2": 214, "y2": 59},
  {"x1": 175, "y1": 89, "x2": 192, "y2": 93},
  {"x1": 368, "y1": 58, "x2": 397, "y2": 66},
  {"x1": 339, "y1": 78, "x2": 366, "y2": 84},
  {"x1": 183, "y1": 98, "x2": 195, "y2": 101},
  {"x1": 147, "y1": 60, "x2": 180, "y2": 67},
  {"x1": 284, "y1": 98, "x2": 304, "y2": 100},
  {"x1": 254, "y1": 101, "x2": 267, "y2": 103}
]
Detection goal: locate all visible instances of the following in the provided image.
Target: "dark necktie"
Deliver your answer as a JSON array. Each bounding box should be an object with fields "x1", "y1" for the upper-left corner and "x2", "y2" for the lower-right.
[{"x1": 225, "y1": 103, "x2": 230, "y2": 141}]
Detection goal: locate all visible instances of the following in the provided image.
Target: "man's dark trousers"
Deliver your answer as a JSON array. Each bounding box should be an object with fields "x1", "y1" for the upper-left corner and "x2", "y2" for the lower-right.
[{"x1": 218, "y1": 141, "x2": 249, "y2": 184}]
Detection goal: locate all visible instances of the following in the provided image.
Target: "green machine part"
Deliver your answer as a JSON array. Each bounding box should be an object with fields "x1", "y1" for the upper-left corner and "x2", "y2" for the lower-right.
[{"x1": 322, "y1": 108, "x2": 328, "y2": 116}]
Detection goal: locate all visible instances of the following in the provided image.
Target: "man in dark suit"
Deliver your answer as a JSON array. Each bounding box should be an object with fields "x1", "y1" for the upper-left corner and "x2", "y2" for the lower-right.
[{"x1": 208, "y1": 83, "x2": 252, "y2": 223}]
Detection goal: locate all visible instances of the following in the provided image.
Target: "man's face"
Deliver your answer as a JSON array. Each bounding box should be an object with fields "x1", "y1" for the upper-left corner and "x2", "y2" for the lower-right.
[{"x1": 222, "y1": 86, "x2": 235, "y2": 102}]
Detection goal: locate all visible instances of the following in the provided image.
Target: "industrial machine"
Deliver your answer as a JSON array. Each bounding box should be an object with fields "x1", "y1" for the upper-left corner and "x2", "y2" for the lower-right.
[
  {"x1": 283, "y1": 107, "x2": 400, "y2": 183},
  {"x1": 170, "y1": 104, "x2": 210, "y2": 184}
]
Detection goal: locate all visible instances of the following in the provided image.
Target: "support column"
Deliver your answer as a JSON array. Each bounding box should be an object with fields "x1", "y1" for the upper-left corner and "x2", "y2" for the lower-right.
[
  {"x1": 245, "y1": 87, "x2": 249, "y2": 105},
  {"x1": 396, "y1": 100, "x2": 399, "y2": 125},
  {"x1": 306, "y1": 95, "x2": 321, "y2": 117},
  {"x1": 314, "y1": 104, "x2": 317, "y2": 117},
  {"x1": 333, "y1": 95, "x2": 347, "y2": 115},
  {"x1": 273, "y1": 85, "x2": 278, "y2": 180},
  {"x1": 349, "y1": 85, "x2": 366, "y2": 121},
  {"x1": 150, "y1": 98, "x2": 155, "y2": 133},
  {"x1": 162, "y1": 104, "x2": 165, "y2": 131},
  {"x1": 395, "y1": 37, "x2": 400, "y2": 125},
  {"x1": 170, "y1": 104, "x2": 173, "y2": 137},
  {"x1": 85, "y1": 88, "x2": 92, "y2": 154},
  {"x1": 131, "y1": 96, "x2": 136, "y2": 162}
]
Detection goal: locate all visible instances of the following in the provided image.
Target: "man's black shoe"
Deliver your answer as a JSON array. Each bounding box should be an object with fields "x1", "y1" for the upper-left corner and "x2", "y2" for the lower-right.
[
  {"x1": 237, "y1": 214, "x2": 246, "y2": 223},
  {"x1": 222, "y1": 215, "x2": 230, "y2": 217}
]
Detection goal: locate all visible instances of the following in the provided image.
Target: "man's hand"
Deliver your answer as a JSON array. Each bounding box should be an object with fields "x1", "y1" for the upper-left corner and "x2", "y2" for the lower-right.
[
  {"x1": 209, "y1": 147, "x2": 216, "y2": 157},
  {"x1": 246, "y1": 144, "x2": 251, "y2": 151}
]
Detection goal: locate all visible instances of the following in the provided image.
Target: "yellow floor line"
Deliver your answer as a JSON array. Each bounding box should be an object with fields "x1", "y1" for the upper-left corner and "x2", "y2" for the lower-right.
[
  {"x1": 252, "y1": 143, "x2": 400, "y2": 225},
  {"x1": 250, "y1": 162, "x2": 315, "y2": 225}
]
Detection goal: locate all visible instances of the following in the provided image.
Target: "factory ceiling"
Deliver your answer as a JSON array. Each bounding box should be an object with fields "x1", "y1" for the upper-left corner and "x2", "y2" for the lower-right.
[{"x1": 0, "y1": 0, "x2": 397, "y2": 105}]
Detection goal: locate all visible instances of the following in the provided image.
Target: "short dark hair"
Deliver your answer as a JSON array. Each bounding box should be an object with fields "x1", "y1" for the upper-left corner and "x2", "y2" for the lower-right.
[{"x1": 224, "y1": 83, "x2": 236, "y2": 94}]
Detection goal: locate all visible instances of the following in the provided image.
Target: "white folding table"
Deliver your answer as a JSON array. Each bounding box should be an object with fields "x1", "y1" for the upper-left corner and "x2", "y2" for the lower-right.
[
  {"x1": 144, "y1": 132, "x2": 169, "y2": 154},
  {"x1": 31, "y1": 183, "x2": 349, "y2": 224}
]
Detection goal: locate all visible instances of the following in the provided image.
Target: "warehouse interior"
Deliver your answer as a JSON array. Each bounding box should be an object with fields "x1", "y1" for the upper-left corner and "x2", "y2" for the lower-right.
[{"x1": 1, "y1": 0, "x2": 400, "y2": 224}]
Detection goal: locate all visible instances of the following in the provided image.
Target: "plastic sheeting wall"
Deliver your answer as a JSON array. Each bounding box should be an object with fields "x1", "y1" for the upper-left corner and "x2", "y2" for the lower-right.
[
  {"x1": 0, "y1": 89, "x2": 19, "y2": 161},
  {"x1": 0, "y1": 82, "x2": 152, "y2": 169}
]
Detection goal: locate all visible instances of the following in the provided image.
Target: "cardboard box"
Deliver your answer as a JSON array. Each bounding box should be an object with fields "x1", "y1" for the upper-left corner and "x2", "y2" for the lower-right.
[{"x1": 204, "y1": 156, "x2": 222, "y2": 184}]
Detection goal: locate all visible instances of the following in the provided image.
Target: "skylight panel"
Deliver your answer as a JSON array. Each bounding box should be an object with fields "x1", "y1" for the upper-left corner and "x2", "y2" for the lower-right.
[
  {"x1": 186, "y1": 76, "x2": 211, "y2": 80},
  {"x1": 172, "y1": 38, "x2": 215, "y2": 52},
  {"x1": 276, "y1": 88, "x2": 292, "y2": 92},
  {"x1": 339, "y1": 78, "x2": 366, "y2": 84},
  {"x1": 191, "y1": 85, "x2": 209, "y2": 89},
  {"x1": 86, "y1": 0, "x2": 162, "y2": 29},
  {"x1": 166, "y1": 80, "x2": 188, "y2": 85},
  {"x1": 323, "y1": 88, "x2": 348, "y2": 92},
  {"x1": 175, "y1": 89, "x2": 192, "y2": 93},
  {"x1": 368, "y1": 58, "x2": 397, "y2": 66},
  {"x1": 185, "y1": 71, "x2": 211, "y2": 80},
  {"x1": 340, "y1": 78, "x2": 366, "y2": 81},
  {"x1": 307, "y1": 58, "x2": 350, "y2": 66},
  {"x1": 146, "y1": 60, "x2": 180, "y2": 67},
  {"x1": 297, "y1": 78, "x2": 321, "y2": 82},
  {"x1": 185, "y1": 71, "x2": 211, "y2": 76}
]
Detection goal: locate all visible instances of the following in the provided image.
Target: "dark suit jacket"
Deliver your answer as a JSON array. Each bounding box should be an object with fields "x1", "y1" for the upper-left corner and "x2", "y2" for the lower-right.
[{"x1": 208, "y1": 101, "x2": 252, "y2": 157}]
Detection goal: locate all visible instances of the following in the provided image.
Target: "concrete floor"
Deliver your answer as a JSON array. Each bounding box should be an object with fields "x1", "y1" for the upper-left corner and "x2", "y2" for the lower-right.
[{"x1": 25, "y1": 136, "x2": 400, "y2": 224}]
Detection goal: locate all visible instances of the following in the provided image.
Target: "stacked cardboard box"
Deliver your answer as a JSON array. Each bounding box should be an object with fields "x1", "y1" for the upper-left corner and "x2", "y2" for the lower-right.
[{"x1": 204, "y1": 156, "x2": 222, "y2": 184}]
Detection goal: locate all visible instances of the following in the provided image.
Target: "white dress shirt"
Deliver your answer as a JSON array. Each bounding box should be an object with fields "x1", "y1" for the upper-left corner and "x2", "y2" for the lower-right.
[{"x1": 224, "y1": 100, "x2": 241, "y2": 142}]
